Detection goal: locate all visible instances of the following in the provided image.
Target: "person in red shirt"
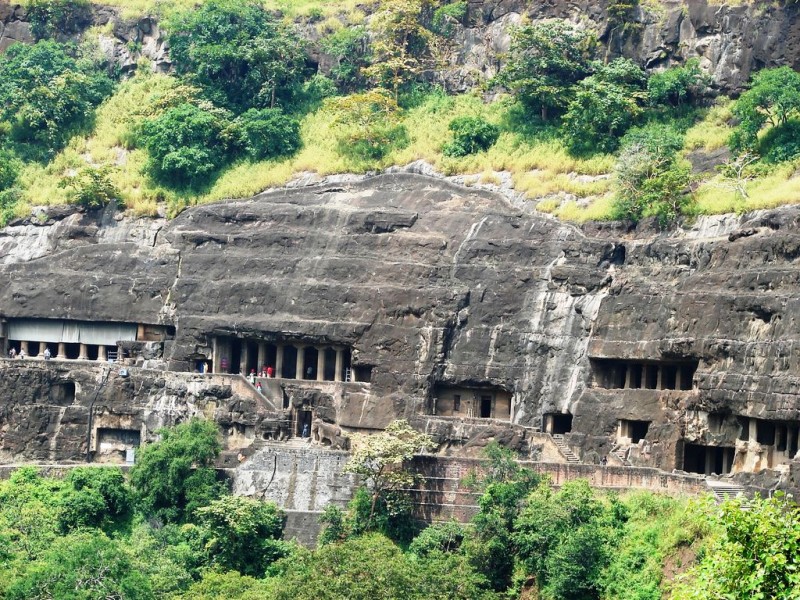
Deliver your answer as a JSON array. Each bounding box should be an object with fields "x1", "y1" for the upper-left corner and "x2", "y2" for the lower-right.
[{"x1": 266, "y1": 365, "x2": 274, "y2": 378}]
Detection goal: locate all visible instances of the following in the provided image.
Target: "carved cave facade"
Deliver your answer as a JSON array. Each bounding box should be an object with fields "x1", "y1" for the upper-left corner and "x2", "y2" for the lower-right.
[{"x1": 1, "y1": 175, "x2": 800, "y2": 495}]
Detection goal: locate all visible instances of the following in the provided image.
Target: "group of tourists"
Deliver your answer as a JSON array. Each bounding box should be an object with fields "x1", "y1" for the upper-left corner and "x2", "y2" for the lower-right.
[{"x1": 7, "y1": 347, "x2": 51, "y2": 360}]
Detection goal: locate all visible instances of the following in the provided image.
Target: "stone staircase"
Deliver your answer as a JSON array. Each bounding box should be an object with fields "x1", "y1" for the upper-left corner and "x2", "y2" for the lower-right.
[
  {"x1": 706, "y1": 479, "x2": 749, "y2": 506},
  {"x1": 612, "y1": 447, "x2": 631, "y2": 466},
  {"x1": 552, "y1": 434, "x2": 580, "y2": 463}
]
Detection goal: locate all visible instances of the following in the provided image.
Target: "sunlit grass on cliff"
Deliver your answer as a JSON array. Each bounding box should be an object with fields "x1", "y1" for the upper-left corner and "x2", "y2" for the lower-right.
[
  {"x1": 695, "y1": 162, "x2": 800, "y2": 215},
  {"x1": 22, "y1": 0, "x2": 372, "y2": 20}
]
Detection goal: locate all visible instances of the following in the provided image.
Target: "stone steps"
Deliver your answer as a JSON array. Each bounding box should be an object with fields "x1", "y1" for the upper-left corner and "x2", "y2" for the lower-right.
[
  {"x1": 613, "y1": 448, "x2": 630, "y2": 466},
  {"x1": 552, "y1": 434, "x2": 580, "y2": 463},
  {"x1": 706, "y1": 480, "x2": 749, "y2": 506}
]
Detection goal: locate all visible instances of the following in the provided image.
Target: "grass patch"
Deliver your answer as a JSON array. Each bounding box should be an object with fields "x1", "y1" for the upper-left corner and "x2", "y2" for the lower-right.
[
  {"x1": 696, "y1": 161, "x2": 800, "y2": 215},
  {"x1": 683, "y1": 98, "x2": 734, "y2": 152},
  {"x1": 20, "y1": 0, "x2": 374, "y2": 20}
]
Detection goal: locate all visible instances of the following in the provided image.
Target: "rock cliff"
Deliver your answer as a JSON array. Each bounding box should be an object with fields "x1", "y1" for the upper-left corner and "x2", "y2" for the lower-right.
[{"x1": 2, "y1": 174, "x2": 800, "y2": 494}]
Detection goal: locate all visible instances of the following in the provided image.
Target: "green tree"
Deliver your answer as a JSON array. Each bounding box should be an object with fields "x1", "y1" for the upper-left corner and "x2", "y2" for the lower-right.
[
  {"x1": 321, "y1": 27, "x2": 370, "y2": 93},
  {"x1": 0, "y1": 148, "x2": 21, "y2": 225},
  {"x1": 129, "y1": 419, "x2": 226, "y2": 523},
  {"x1": 326, "y1": 89, "x2": 409, "y2": 161},
  {"x1": 236, "y1": 108, "x2": 302, "y2": 161},
  {"x1": 138, "y1": 102, "x2": 236, "y2": 188},
  {"x1": 195, "y1": 495, "x2": 288, "y2": 576},
  {"x1": 672, "y1": 493, "x2": 800, "y2": 600},
  {"x1": 362, "y1": 0, "x2": 439, "y2": 101},
  {"x1": 5, "y1": 530, "x2": 153, "y2": 600},
  {"x1": 495, "y1": 20, "x2": 596, "y2": 120},
  {"x1": 343, "y1": 419, "x2": 435, "y2": 529},
  {"x1": 730, "y1": 66, "x2": 800, "y2": 153},
  {"x1": 166, "y1": 0, "x2": 308, "y2": 112},
  {"x1": 514, "y1": 480, "x2": 611, "y2": 600},
  {"x1": 612, "y1": 124, "x2": 694, "y2": 225},
  {"x1": 0, "y1": 40, "x2": 113, "y2": 155},
  {"x1": 562, "y1": 61, "x2": 646, "y2": 156},
  {"x1": 264, "y1": 533, "x2": 496, "y2": 600}
]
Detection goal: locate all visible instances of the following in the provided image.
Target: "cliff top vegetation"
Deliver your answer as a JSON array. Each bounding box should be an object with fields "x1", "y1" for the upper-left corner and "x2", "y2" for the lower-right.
[{"x1": 2, "y1": 0, "x2": 800, "y2": 228}]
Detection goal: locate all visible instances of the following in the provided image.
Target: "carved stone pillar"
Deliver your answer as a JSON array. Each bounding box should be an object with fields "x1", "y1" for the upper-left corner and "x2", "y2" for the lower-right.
[
  {"x1": 38, "y1": 342, "x2": 47, "y2": 358},
  {"x1": 98, "y1": 345, "x2": 107, "y2": 362},
  {"x1": 20, "y1": 341, "x2": 29, "y2": 356},
  {"x1": 78, "y1": 344, "x2": 88, "y2": 360},
  {"x1": 257, "y1": 343, "x2": 267, "y2": 373},
  {"x1": 296, "y1": 345, "x2": 305, "y2": 380},
  {"x1": 240, "y1": 342, "x2": 249, "y2": 376},
  {"x1": 275, "y1": 344, "x2": 284, "y2": 378},
  {"x1": 317, "y1": 348, "x2": 325, "y2": 382},
  {"x1": 57, "y1": 342, "x2": 66, "y2": 359},
  {"x1": 334, "y1": 347, "x2": 344, "y2": 382}
]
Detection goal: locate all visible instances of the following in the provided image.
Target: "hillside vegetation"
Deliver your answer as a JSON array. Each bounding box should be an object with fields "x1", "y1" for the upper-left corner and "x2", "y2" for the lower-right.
[
  {"x1": 3, "y1": 0, "x2": 800, "y2": 227},
  {"x1": 2, "y1": 422, "x2": 799, "y2": 600}
]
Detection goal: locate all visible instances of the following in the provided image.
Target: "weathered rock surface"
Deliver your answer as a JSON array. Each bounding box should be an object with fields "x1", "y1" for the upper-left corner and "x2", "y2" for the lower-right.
[{"x1": 1, "y1": 174, "x2": 800, "y2": 496}]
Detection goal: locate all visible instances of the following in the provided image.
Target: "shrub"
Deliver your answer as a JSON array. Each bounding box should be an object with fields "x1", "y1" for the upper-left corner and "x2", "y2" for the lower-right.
[
  {"x1": 59, "y1": 165, "x2": 119, "y2": 209},
  {"x1": 442, "y1": 116, "x2": 500, "y2": 157},
  {"x1": 26, "y1": 0, "x2": 92, "y2": 40},
  {"x1": 612, "y1": 124, "x2": 693, "y2": 225},
  {"x1": 647, "y1": 58, "x2": 710, "y2": 108},
  {"x1": 432, "y1": 1, "x2": 467, "y2": 36},
  {"x1": 236, "y1": 108, "x2": 302, "y2": 161},
  {"x1": 138, "y1": 103, "x2": 236, "y2": 188},
  {"x1": 0, "y1": 148, "x2": 20, "y2": 191},
  {"x1": 758, "y1": 119, "x2": 800, "y2": 163}
]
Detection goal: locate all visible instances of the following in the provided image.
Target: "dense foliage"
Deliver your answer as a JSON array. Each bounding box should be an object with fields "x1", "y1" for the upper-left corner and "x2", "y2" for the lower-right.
[
  {"x1": 3, "y1": 0, "x2": 800, "y2": 227},
  {"x1": 0, "y1": 40, "x2": 113, "y2": 156},
  {"x1": 2, "y1": 422, "x2": 799, "y2": 599}
]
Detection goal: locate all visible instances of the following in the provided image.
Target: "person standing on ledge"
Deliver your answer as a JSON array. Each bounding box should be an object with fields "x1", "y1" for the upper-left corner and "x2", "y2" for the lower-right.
[
  {"x1": 266, "y1": 365, "x2": 274, "y2": 378},
  {"x1": 43, "y1": 347, "x2": 51, "y2": 360}
]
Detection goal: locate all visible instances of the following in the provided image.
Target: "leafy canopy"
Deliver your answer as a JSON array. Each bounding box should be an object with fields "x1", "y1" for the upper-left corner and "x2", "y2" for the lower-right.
[
  {"x1": 730, "y1": 66, "x2": 800, "y2": 153},
  {"x1": 562, "y1": 58, "x2": 647, "y2": 155},
  {"x1": 496, "y1": 20, "x2": 596, "y2": 120},
  {"x1": 166, "y1": 0, "x2": 309, "y2": 112},
  {"x1": 129, "y1": 418, "x2": 225, "y2": 523},
  {"x1": 0, "y1": 40, "x2": 113, "y2": 155}
]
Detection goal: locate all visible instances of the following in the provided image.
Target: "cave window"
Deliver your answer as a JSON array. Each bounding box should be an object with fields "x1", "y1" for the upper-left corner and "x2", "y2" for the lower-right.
[
  {"x1": 453, "y1": 394, "x2": 461, "y2": 412},
  {"x1": 354, "y1": 365, "x2": 372, "y2": 383},
  {"x1": 50, "y1": 381, "x2": 76, "y2": 404}
]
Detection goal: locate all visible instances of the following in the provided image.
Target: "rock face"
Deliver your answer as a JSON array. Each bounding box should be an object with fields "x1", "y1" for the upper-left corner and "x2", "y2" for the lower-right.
[
  {"x1": 2, "y1": 0, "x2": 800, "y2": 94},
  {"x1": 2, "y1": 174, "x2": 800, "y2": 495}
]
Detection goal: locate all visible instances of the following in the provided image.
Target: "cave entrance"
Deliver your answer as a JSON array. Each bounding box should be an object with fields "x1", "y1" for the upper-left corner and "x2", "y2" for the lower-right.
[
  {"x1": 245, "y1": 341, "x2": 259, "y2": 375},
  {"x1": 229, "y1": 340, "x2": 242, "y2": 375},
  {"x1": 480, "y1": 395, "x2": 492, "y2": 418},
  {"x1": 544, "y1": 413, "x2": 573, "y2": 435},
  {"x1": 282, "y1": 345, "x2": 298, "y2": 379},
  {"x1": 303, "y1": 347, "x2": 318, "y2": 380},
  {"x1": 683, "y1": 444, "x2": 734, "y2": 475},
  {"x1": 618, "y1": 419, "x2": 650, "y2": 444}
]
